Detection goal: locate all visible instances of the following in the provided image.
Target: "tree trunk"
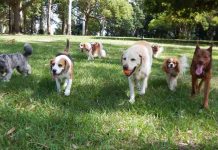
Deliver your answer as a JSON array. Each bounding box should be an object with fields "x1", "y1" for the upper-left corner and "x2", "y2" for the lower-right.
[
  {"x1": 85, "y1": 15, "x2": 89, "y2": 35},
  {"x1": 13, "y1": 1, "x2": 22, "y2": 34},
  {"x1": 47, "y1": 0, "x2": 52, "y2": 35},
  {"x1": 8, "y1": 5, "x2": 13, "y2": 34},
  {"x1": 82, "y1": 14, "x2": 86, "y2": 35},
  {"x1": 62, "y1": 15, "x2": 66, "y2": 35},
  {"x1": 23, "y1": 10, "x2": 27, "y2": 33},
  {"x1": 39, "y1": 1, "x2": 44, "y2": 34},
  {"x1": 67, "y1": 0, "x2": 72, "y2": 35}
]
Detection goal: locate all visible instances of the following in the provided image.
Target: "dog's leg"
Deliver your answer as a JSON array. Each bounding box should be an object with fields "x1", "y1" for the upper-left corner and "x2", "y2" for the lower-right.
[
  {"x1": 27, "y1": 64, "x2": 31, "y2": 75},
  {"x1": 197, "y1": 79, "x2": 204, "y2": 93},
  {"x1": 64, "y1": 79, "x2": 72, "y2": 96},
  {"x1": 3, "y1": 69, "x2": 13, "y2": 82},
  {"x1": 203, "y1": 78, "x2": 210, "y2": 109},
  {"x1": 128, "y1": 77, "x2": 135, "y2": 104},
  {"x1": 191, "y1": 76, "x2": 198, "y2": 96},
  {"x1": 88, "y1": 50, "x2": 94, "y2": 60},
  {"x1": 55, "y1": 79, "x2": 61, "y2": 93},
  {"x1": 139, "y1": 76, "x2": 148, "y2": 95},
  {"x1": 169, "y1": 77, "x2": 177, "y2": 91}
]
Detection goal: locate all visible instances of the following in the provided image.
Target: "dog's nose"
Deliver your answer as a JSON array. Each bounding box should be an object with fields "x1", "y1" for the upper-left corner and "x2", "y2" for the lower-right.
[
  {"x1": 198, "y1": 60, "x2": 204, "y2": 65},
  {"x1": 169, "y1": 64, "x2": 173, "y2": 68},
  {"x1": 123, "y1": 65, "x2": 128, "y2": 70},
  {"x1": 52, "y1": 69, "x2": 57, "y2": 74}
]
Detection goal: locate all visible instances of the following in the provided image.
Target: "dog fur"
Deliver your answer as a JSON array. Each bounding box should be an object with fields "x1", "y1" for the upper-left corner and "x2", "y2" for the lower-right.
[
  {"x1": 0, "y1": 43, "x2": 32, "y2": 81},
  {"x1": 190, "y1": 44, "x2": 213, "y2": 109},
  {"x1": 151, "y1": 44, "x2": 164, "y2": 58},
  {"x1": 50, "y1": 39, "x2": 74, "y2": 96},
  {"x1": 162, "y1": 55, "x2": 188, "y2": 91},
  {"x1": 79, "y1": 42, "x2": 106, "y2": 60},
  {"x1": 121, "y1": 41, "x2": 153, "y2": 104}
]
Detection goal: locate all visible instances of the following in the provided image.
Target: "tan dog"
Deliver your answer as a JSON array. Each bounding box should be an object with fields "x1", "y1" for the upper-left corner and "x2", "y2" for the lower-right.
[
  {"x1": 50, "y1": 39, "x2": 74, "y2": 96},
  {"x1": 121, "y1": 41, "x2": 153, "y2": 103},
  {"x1": 79, "y1": 42, "x2": 106, "y2": 60},
  {"x1": 162, "y1": 56, "x2": 188, "y2": 91}
]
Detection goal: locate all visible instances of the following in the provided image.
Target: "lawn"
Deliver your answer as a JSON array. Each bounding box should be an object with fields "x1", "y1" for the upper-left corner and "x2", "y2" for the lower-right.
[{"x1": 0, "y1": 35, "x2": 218, "y2": 149}]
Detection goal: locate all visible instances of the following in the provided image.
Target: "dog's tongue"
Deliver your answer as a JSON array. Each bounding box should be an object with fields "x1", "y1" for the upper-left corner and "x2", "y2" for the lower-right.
[{"x1": 195, "y1": 65, "x2": 203, "y2": 75}]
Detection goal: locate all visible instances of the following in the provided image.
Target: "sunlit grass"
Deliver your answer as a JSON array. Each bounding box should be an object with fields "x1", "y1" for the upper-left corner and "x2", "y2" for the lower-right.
[{"x1": 0, "y1": 35, "x2": 218, "y2": 149}]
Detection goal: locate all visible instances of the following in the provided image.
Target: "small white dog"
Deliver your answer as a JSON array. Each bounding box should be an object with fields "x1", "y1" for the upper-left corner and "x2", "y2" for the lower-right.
[
  {"x1": 50, "y1": 39, "x2": 74, "y2": 96},
  {"x1": 121, "y1": 41, "x2": 153, "y2": 104},
  {"x1": 79, "y1": 42, "x2": 106, "y2": 60},
  {"x1": 162, "y1": 55, "x2": 188, "y2": 91},
  {"x1": 151, "y1": 44, "x2": 164, "y2": 58}
]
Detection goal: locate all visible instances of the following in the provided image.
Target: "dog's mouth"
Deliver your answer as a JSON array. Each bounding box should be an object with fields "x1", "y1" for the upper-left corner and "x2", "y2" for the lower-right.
[
  {"x1": 195, "y1": 64, "x2": 204, "y2": 75},
  {"x1": 123, "y1": 67, "x2": 136, "y2": 77}
]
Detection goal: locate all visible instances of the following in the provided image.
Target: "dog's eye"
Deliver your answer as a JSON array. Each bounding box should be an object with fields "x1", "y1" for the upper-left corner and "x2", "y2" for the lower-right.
[
  {"x1": 58, "y1": 64, "x2": 63, "y2": 67},
  {"x1": 52, "y1": 63, "x2": 55, "y2": 66},
  {"x1": 131, "y1": 58, "x2": 136, "y2": 61},
  {"x1": 123, "y1": 58, "x2": 126, "y2": 60}
]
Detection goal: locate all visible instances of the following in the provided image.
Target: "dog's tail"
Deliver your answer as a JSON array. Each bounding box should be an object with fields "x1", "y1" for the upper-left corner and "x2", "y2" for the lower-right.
[
  {"x1": 23, "y1": 43, "x2": 33, "y2": 57},
  {"x1": 64, "y1": 39, "x2": 70, "y2": 53},
  {"x1": 179, "y1": 55, "x2": 189, "y2": 75}
]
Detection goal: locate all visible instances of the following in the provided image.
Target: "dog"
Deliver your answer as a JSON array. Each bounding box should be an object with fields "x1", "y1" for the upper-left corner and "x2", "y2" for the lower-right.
[
  {"x1": 190, "y1": 44, "x2": 213, "y2": 109},
  {"x1": 50, "y1": 39, "x2": 74, "y2": 96},
  {"x1": 121, "y1": 41, "x2": 153, "y2": 104},
  {"x1": 162, "y1": 55, "x2": 188, "y2": 91},
  {"x1": 151, "y1": 44, "x2": 164, "y2": 58},
  {"x1": 0, "y1": 43, "x2": 32, "y2": 81},
  {"x1": 79, "y1": 42, "x2": 106, "y2": 60}
]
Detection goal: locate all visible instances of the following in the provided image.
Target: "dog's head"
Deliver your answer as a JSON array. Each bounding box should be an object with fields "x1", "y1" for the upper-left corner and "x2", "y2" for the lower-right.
[
  {"x1": 151, "y1": 44, "x2": 159, "y2": 54},
  {"x1": 193, "y1": 44, "x2": 212, "y2": 76},
  {"x1": 121, "y1": 50, "x2": 142, "y2": 77},
  {"x1": 79, "y1": 42, "x2": 92, "y2": 52},
  {"x1": 0, "y1": 59, "x2": 7, "y2": 77},
  {"x1": 162, "y1": 58, "x2": 179, "y2": 73},
  {"x1": 50, "y1": 56, "x2": 70, "y2": 79}
]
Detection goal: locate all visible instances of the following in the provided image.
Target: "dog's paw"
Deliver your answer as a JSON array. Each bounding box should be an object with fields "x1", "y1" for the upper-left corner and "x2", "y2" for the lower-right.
[
  {"x1": 64, "y1": 89, "x2": 71, "y2": 96},
  {"x1": 2, "y1": 79, "x2": 10, "y2": 82},
  {"x1": 129, "y1": 98, "x2": 135, "y2": 104},
  {"x1": 138, "y1": 90, "x2": 145, "y2": 95}
]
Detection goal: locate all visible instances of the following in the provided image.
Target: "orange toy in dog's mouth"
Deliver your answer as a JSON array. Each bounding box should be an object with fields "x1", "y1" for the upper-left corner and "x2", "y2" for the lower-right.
[{"x1": 123, "y1": 67, "x2": 136, "y2": 77}]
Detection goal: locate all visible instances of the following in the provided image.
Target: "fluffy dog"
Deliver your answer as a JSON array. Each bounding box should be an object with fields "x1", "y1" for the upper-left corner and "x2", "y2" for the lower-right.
[
  {"x1": 190, "y1": 44, "x2": 212, "y2": 109},
  {"x1": 162, "y1": 56, "x2": 188, "y2": 91},
  {"x1": 0, "y1": 43, "x2": 32, "y2": 81},
  {"x1": 50, "y1": 39, "x2": 74, "y2": 96},
  {"x1": 121, "y1": 41, "x2": 153, "y2": 104},
  {"x1": 151, "y1": 44, "x2": 164, "y2": 58},
  {"x1": 79, "y1": 42, "x2": 106, "y2": 60}
]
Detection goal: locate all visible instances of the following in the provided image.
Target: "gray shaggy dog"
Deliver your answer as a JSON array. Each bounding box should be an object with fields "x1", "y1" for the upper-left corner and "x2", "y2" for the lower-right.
[{"x1": 0, "y1": 43, "x2": 33, "y2": 81}]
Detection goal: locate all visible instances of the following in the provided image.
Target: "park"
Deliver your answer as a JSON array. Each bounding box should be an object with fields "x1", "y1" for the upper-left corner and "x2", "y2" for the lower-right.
[{"x1": 0, "y1": 0, "x2": 218, "y2": 149}]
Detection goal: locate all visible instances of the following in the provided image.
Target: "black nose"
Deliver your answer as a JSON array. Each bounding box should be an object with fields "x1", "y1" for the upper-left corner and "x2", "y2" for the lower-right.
[
  {"x1": 123, "y1": 65, "x2": 128, "y2": 70},
  {"x1": 198, "y1": 60, "x2": 204, "y2": 65},
  {"x1": 169, "y1": 64, "x2": 173, "y2": 68},
  {"x1": 52, "y1": 69, "x2": 57, "y2": 74}
]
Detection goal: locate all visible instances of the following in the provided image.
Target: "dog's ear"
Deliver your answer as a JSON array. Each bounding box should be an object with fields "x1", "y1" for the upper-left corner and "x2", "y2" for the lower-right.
[
  {"x1": 64, "y1": 60, "x2": 70, "y2": 71},
  {"x1": 207, "y1": 44, "x2": 213, "y2": 53},
  {"x1": 50, "y1": 59, "x2": 54, "y2": 65},
  {"x1": 175, "y1": 61, "x2": 180, "y2": 73},
  {"x1": 162, "y1": 59, "x2": 169, "y2": 73}
]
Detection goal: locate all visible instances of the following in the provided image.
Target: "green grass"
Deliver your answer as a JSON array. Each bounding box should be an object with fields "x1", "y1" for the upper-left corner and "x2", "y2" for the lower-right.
[{"x1": 0, "y1": 35, "x2": 218, "y2": 149}]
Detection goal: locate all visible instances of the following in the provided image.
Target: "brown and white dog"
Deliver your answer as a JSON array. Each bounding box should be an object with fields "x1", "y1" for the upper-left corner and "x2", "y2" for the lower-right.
[
  {"x1": 50, "y1": 39, "x2": 74, "y2": 96},
  {"x1": 190, "y1": 44, "x2": 213, "y2": 109},
  {"x1": 79, "y1": 42, "x2": 106, "y2": 60},
  {"x1": 162, "y1": 56, "x2": 188, "y2": 91},
  {"x1": 151, "y1": 44, "x2": 164, "y2": 58},
  {"x1": 121, "y1": 41, "x2": 153, "y2": 104}
]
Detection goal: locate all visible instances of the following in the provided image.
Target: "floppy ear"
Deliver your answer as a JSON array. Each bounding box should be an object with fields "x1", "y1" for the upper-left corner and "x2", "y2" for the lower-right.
[
  {"x1": 50, "y1": 59, "x2": 54, "y2": 69},
  {"x1": 64, "y1": 60, "x2": 70, "y2": 71},
  {"x1": 175, "y1": 61, "x2": 180, "y2": 73},
  {"x1": 162, "y1": 59, "x2": 169, "y2": 73}
]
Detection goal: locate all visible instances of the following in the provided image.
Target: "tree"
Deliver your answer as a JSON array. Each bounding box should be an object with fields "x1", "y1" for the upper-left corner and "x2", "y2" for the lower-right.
[
  {"x1": 47, "y1": 0, "x2": 52, "y2": 35},
  {"x1": 67, "y1": 0, "x2": 73, "y2": 35}
]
